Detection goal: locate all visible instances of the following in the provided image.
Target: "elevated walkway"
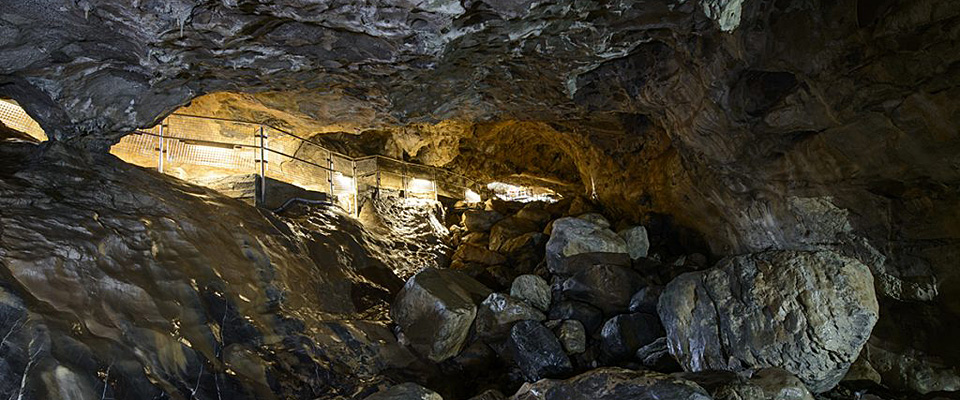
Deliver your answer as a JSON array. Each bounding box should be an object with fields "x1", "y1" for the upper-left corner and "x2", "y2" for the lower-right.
[{"x1": 0, "y1": 100, "x2": 483, "y2": 215}]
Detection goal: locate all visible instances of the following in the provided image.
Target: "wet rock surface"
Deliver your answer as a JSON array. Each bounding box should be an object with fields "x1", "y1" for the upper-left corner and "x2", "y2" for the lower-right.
[
  {"x1": 0, "y1": 142, "x2": 431, "y2": 399},
  {"x1": 510, "y1": 367, "x2": 712, "y2": 400},
  {"x1": 365, "y1": 383, "x2": 445, "y2": 400},
  {"x1": 391, "y1": 268, "x2": 491, "y2": 362},
  {"x1": 506, "y1": 321, "x2": 573, "y2": 382},
  {"x1": 659, "y1": 250, "x2": 879, "y2": 392}
]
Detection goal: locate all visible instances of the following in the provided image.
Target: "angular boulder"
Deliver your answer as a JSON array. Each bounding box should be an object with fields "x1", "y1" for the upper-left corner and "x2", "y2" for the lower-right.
[
  {"x1": 599, "y1": 312, "x2": 664, "y2": 362},
  {"x1": 507, "y1": 320, "x2": 572, "y2": 382},
  {"x1": 679, "y1": 368, "x2": 814, "y2": 400},
  {"x1": 489, "y1": 217, "x2": 541, "y2": 252},
  {"x1": 454, "y1": 243, "x2": 507, "y2": 266},
  {"x1": 658, "y1": 250, "x2": 879, "y2": 393},
  {"x1": 561, "y1": 264, "x2": 644, "y2": 315},
  {"x1": 545, "y1": 217, "x2": 627, "y2": 273},
  {"x1": 475, "y1": 293, "x2": 546, "y2": 341},
  {"x1": 365, "y1": 382, "x2": 444, "y2": 400},
  {"x1": 555, "y1": 319, "x2": 587, "y2": 355},
  {"x1": 510, "y1": 367, "x2": 711, "y2": 400},
  {"x1": 628, "y1": 285, "x2": 662, "y2": 314},
  {"x1": 463, "y1": 210, "x2": 506, "y2": 233},
  {"x1": 617, "y1": 226, "x2": 650, "y2": 260},
  {"x1": 547, "y1": 301, "x2": 604, "y2": 334},
  {"x1": 636, "y1": 337, "x2": 681, "y2": 372},
  {"x1": 391, "y1": 268, "x2": 492, "y2": 362},
  {"x1": 550, "y1": 251, "x2": 631, "y2": 276},
  {"x1": 576, "y1": 213, "x2": 611, "y2": 228},
  {"x1": 510, "y1": 274, "x2": 552, "y2": 311}
]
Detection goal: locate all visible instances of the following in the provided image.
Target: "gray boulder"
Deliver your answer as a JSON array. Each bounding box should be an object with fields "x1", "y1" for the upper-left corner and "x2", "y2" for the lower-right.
[
  {"x1": 599, "y1": 313, "x2": 664, "y2": 362},
  {"x1": 463, "y1": 210, "x2": 505, "y2": 233},
  {"x1": 391, "y1": 268, "x2": 492, "y2": 362},
  {"x1": 545, "y1": 217, "x2": 627, "y2": 273},
  {"x1": 490, "y1": 217, "x2": 540, "y2": 252},
  {"x1": 475, "y1": 293, "x2": 546, "y2": 341},
  {"x1": 679, "y1": 368, "x2": 814, "y2": 400},
  {"x1": 617, "y1": 226, "x2": 650, "y2": 260},
  {"x1": 550, "y1": 251, "x2": 631, "y2": 276},
  {"x1": 561, "y1": 264, "x2": 644, "y2": 315},
  {"x1": 365, "y1": 383, "x2": 444, "y2": 400},
  {"x1": 468, "y1": 389, "x2": 505, "y2": 400},
  {"x1": 658, "y1": 250, "x2": 879, "y2": 392},
  {"x1": 576, "y1": 213, "x2": 611, "y2": 228},
  {"x1": 507, "y1": 320, "x2": 572, "y2": 382},
  {"x1": 510, "y1": 274, "x2": 552, "y2": 311},
  {"x1": 510, "y1": 367, "x2": 711, "y2": 400}
]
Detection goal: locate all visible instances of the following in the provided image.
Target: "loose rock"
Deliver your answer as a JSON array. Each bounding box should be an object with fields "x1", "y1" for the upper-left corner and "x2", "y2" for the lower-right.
[
  {"x1": 545, "y1": 217, "x2": 627, "y2": 273},
  {"x1": 391, "y1": 268, "x2": 492, "y2": 362},
  {"x1": 510, "y1": 274, "x2": 552, "y2": 311},
  {"x1": 489, "y1": 217, "x2": 541, "y2": 252},
  {"x1": 628, "y1": 285, "x2": 662, "y2": 314},
  {"x1": 576, "y1": 213, "x2": 611, "y2": 228},
  {"x1": 551, "y1": 251, "x2": 631, "y2": 276},
  {"x1": 454, "y1": 243, "x2": 507, "y2": 266},
  {"x1": 556, "y1": 320, "x2": 587, "y2": 355},
  {"x1": 599, "y1": 312, "x2": 664, "y2": 362},
  {"x1": 658, "y1": 250, "x2": 879, "y2": 392},
  {"x1": 475, "y1": 293, "x2": 546, "y2": 341},
  {"x1": 635, "y1": 337, "x2": 681, "y2": 372},
  {"x1": 507, "y1": 320, "x2": 572, "y2": 382},
  {"x1": 463, "y1": 210, "x2": 505, "y2": 233},
  {"x1": 547, "y1": 301, "x2": 604, "y2": 334},
  {"x1": 617, "y1": 226, "x2": 650, "y2": 260},
  {"x1": 365, "y1": 382, "x2": 444, "y2": 400},
  {"x1": 510, "y1": 367, "x2": 711, "y2": 400},
  {"x1": 561, "y1": 264, "x2": 644, "y2": 315}
]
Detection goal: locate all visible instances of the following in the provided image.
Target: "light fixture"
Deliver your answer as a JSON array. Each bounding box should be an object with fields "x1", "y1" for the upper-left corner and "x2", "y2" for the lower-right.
[
  {"x1": 407, "y1": 178, "x2": 434, "y2": 193},
  {"x1": 334, "y1": 172, "x2": 354, "y2": 190},
  {"x1": 464, "y1": 189, "x2": 481, "y2": 203}
]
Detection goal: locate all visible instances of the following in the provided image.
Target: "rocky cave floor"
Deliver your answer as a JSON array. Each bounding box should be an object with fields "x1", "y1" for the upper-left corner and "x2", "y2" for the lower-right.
[{"x1": 0, "y1": 130, "x2": 956, "y2": 400}]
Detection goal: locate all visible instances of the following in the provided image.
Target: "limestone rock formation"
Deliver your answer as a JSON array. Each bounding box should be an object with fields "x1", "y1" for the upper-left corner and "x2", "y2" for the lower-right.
[
  {"x1": 475, "y1": 293, "x2": 546, "y2": 342},
  {"x1": 509, "y1": 275, "x2": 552, "y2": 312},
  {"x1": 555, "y1": 320, "x2": 587, "y2": 355},
  {"x1": 510, "y1": 367, "x2": 712, "y2": 400},
  {"x1": 659, "y1": 250, "x2": 879, "y2": 392},
  {"x1": 365, "y1": 383, "x2": 444, "y2": 400},
  {"x1": 680, "y1": 368, "x2": 814, "y2": 400},
  {"x1": 506, "y1": 321, "x2": 572, "y2": 382},
  {"x1": 545, "y1": 218, "x2": 628, "y2": 273},
  {"x1": 560, "y1": 264, "x2": 644, "y2": 315},
  {"x1": 618, "y1": 226, "x2": 650, "y2": 260},
  {"x1": 599, "y1": 313, "x2": 664, "y2": 363},
  {"x1": 391, "y1": 268, "x2": 492, "y2": 362},
  {"x1": 0, "y1": 143, "x2": 425, "y2": 399}
]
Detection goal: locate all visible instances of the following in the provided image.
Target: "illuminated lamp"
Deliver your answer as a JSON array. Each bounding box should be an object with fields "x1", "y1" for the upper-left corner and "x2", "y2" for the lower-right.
[
  {"x1": 464, "y1": 189, "x2": 481, "y2": 203},
  {"x1": 407, "y1": 178, "x2": 434, "y2": 193}
]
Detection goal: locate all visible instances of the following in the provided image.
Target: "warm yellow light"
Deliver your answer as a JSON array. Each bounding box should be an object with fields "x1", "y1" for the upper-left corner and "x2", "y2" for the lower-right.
[
  {"x1": 407, "y1": 178, "x2": 434, "y2": 193},
  {"x1": 465, "y1": 189, "x2": 481, "y2": 203},
  {"x1": 333, "y1": 172, "x2": 354, "y2": 190}
]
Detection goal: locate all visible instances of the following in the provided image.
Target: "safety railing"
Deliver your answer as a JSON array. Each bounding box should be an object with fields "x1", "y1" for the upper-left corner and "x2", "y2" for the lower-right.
[{"x1": 0, "y1": 99, "x2": 482, "y2": 215}]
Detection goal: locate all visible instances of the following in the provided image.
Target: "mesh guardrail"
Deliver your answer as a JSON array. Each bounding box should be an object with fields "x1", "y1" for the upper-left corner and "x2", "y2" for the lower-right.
[{"x1": 0, "y1": 101, "x2": 482, "y2": 214}]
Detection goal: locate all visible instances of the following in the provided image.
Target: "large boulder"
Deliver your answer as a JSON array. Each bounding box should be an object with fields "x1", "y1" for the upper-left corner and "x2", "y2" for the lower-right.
[
  {"x1": 475, "y1": 293, "x2": 546, "y2": 341},
  {"x1": 560, "y1": 264, "x2": 644, "y2": 315},
  {"x1": 510, "y1": 274, "x2": 552, "y2": 311},
  {"x1": 506, "y1": 320, "x2": 572, "y2": 382},
  {"x1": 599, "y1": 313, "x2": 664, "y2": 362},
  {"x1": 545, "y1": 218, "x2": 627, "y2": 273},
  {"x1": 548, "y1": 301, "x2": 604, "y2": 334},
  {"x1": 489, "y1": 217, "x2": 541, "y2": 252},
  {"x1": 658, "y1": 250, "x2": 879, "y2": 392},
  {"x1": 365, "y1": 383, "x2": 444, "y2": 400},
  {"x1": 454, "y1": 243, "x2": 508, "y2": 266},
  {"x1": 679, "y1": 368, "x2": 814, "y2": 400},
  {"x1": 510, "y1": 367, "x2": 711, "y2": 400},
  {"x1": 550, "y1": 251, "x2": 631, "y2": 276},
  {"x1": 391, "y1": 268, "x2": 492, "y2": 362},
  {"x1": 462, "y1": 210, "x2": 505, "y2": 233},
  {"x1": 555, "y1": 320, "x2": 587, "y2": 355}
]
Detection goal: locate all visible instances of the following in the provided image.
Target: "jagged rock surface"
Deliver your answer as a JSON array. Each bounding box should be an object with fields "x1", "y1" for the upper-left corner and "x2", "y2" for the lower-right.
[
  {"x1": 659, "y1": 250, "x2": 879, "y2": 393},
  {"x1": 510, "y1": 367, "x2": 712, "y2": 400},
  {"x1": 0, "y1": 142, "x2": 429, "y2": 399}
]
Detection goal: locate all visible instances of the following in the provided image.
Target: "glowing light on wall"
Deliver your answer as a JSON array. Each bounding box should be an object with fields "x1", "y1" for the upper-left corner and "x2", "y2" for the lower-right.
[
  {"x1": 333, "y1": 172, "x2": 354, "y2": 190},
  {"x1": 407, "y1": 178, "x2": 434, "y2": 193},
  {"x1": 464, "y1": 189, "x2": 482, "y2": 203},
  {"x1": 487, "y1": 181, "x2": 559, "y2": 203}
]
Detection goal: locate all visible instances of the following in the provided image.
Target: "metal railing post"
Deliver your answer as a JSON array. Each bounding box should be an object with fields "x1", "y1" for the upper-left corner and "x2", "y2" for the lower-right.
[
  {"x1": 258, "y1": 125, "x2": 267, "y2": 205},
  {"x1": 157, "y1": 122, "x2": 165, "y2": 173},
  {"x1": 328, "y1": 153, "x2": 334, "y2": 196},
  {"x1": 352, "y1": 160, "x2": 358, "y2": 216},
  {"x1": 401, "y1": 164, "x2": 407, "y2": 198}
]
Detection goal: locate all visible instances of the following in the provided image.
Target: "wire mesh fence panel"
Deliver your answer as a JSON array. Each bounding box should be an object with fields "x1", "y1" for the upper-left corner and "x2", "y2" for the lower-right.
[
  {"x1": 165, "y1": 114, "x2": 260, "y2": 146},
  {"x1": 0, "y1": 100, "x2": 47, "y2": 140},
  {"x1": 110, "y1": 129, "x2": 161, "y2": 169},
  {"x1": 266, "y1": 149, "x2": 331, "y2": 193}
]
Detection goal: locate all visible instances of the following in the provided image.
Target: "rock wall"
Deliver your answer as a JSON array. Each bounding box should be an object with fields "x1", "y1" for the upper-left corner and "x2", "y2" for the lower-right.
[{"x1": 1, "y1": 0, "x2": 959, "y2": 392}]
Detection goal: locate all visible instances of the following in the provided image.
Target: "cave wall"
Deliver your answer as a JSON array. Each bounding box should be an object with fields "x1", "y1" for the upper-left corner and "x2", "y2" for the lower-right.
[{"x1": 1, "y1": 0, "x2": 959, "y2": 389}]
